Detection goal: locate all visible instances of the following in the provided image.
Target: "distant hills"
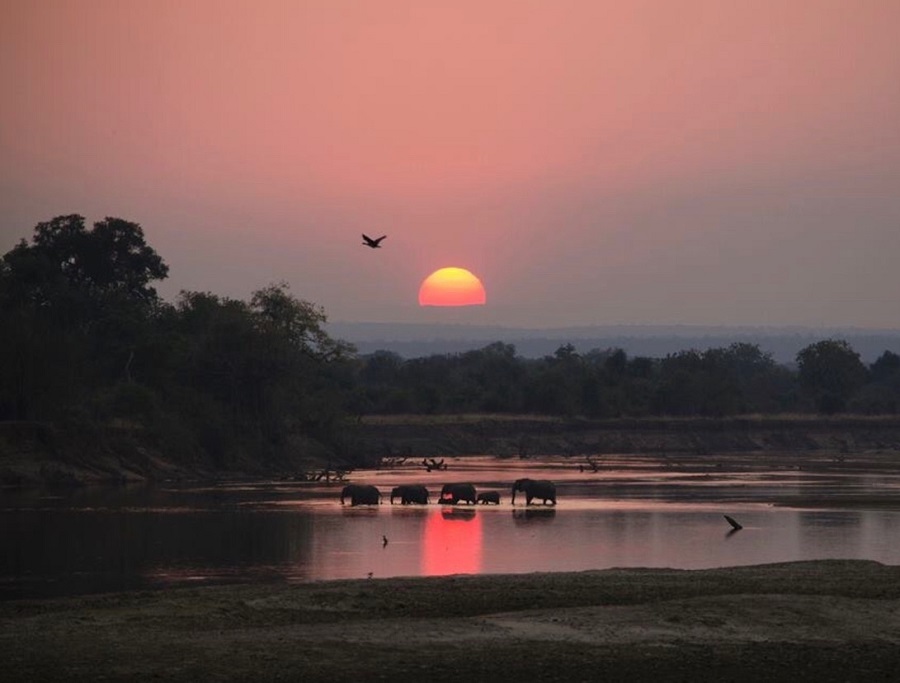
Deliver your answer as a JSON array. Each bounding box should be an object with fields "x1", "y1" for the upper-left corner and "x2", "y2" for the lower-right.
[{"x1": 327, "y1": 322, "x2": 900, "y2": 364}]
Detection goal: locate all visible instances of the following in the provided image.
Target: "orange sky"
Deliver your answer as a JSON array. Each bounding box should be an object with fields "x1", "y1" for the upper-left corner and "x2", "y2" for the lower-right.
[{"x1": 2, "y1": 1, "x2": 899, "y2": 327}]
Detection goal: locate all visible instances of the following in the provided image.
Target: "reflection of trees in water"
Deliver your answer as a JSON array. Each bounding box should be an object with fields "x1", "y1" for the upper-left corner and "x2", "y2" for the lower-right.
[
  {"x1": 2, "y1": 508, "x2": 318, "y2": 598},
  {"x1": 512, "y1": 508, "x2": 557, "y2": 523}
]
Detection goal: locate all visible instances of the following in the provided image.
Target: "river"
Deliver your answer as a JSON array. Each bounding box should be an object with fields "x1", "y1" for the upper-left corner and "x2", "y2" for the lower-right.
[{"x1": 4, "y1": 452, "x2": 900, "y2": 599}]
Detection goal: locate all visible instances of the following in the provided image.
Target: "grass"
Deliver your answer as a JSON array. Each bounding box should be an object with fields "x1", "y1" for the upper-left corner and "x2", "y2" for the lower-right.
[{"x1": 5, "y1": 560, "x2": 900, "y2": 682}]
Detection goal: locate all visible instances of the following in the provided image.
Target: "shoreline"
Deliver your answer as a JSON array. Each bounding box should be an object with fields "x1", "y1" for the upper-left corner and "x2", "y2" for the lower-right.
[
  {"x1": 5, "y1": 414, "x2": 900, "y2": 487},
  {"x1": 4, "y1": 559, "x2": 900, "y2": 681},
  {"x1": 354, "y1": 413, "x2": 900, "y2": 460}
]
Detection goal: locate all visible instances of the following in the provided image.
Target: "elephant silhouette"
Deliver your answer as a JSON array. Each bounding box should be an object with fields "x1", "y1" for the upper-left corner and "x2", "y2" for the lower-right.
[
  {"x1": 390, "y1": 484, "x2": 429, "y2": 505},
  {"x1": 340, "y1": 484, "x2": 381, "y2": 506},
  {"x1": 439, "y1": 483, "x2": 477, "y2": 505},
  {"x1": 511, "y1": 478, "x2": 556, "y2": 506}
]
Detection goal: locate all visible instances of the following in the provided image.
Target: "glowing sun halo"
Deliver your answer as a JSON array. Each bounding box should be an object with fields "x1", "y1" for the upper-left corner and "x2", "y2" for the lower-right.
[{"x1": 418, "y1": 267, "x2": 486, "y2": 307}]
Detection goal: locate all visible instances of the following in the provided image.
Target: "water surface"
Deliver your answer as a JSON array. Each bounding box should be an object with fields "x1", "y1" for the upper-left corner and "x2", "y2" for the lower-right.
[{"x1": 4, "y1": 453, "x2": 900, "y2": 599}]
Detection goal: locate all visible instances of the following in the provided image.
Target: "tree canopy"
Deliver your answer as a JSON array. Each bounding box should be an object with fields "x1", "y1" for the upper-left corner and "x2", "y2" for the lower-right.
[
  {"x1": 2, "y1": 214, "x2": 168, "y2": 309},
  {"x1": 3, "y1": 214, "x2": 900, "y2": 475},
  {"x1": 796, "y1": 340, "x2": 868, "y2": 413},
  {"x1": 0, "y1": 215, "x2": 354, "y2": 469}
]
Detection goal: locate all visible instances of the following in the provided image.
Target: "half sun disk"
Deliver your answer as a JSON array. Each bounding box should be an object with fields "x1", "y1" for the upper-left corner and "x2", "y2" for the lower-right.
[{"x1": 418, "y1": 267, "x2": 486, "y2": 307}]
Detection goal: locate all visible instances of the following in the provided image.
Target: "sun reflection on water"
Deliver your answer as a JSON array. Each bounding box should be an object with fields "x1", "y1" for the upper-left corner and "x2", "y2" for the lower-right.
[{"x1": 422, "y1": 507, "x2": 482, "y2": 576}]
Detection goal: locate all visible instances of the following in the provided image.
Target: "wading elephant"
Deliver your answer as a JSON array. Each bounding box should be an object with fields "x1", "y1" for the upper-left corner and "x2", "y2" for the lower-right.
[
  {"x1": 390, "y1": 484, "x2": 429, "y2": 505},
  {"x1": 340, "y1": 484, "x2": 381, "y2": 506},
  {"x1": 511, "y1": 478, "x2": 556, "y2": 506},
  {"x1": 439, "y1": 483, "x2": 477, "y2": 505},
  {"x1": 476, "y1": 491, "x2": 501, "y2": 505}
]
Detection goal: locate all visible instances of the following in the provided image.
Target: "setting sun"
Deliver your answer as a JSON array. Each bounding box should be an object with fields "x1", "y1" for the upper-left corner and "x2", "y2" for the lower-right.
[{"x1": 418, "y1": 267, "x2": 487, "y2": 307}]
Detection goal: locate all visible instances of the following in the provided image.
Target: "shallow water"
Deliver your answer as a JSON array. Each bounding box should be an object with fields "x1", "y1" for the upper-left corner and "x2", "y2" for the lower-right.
[{"x1": 4, "y1": 453, "x2": 900, "y2": 599}]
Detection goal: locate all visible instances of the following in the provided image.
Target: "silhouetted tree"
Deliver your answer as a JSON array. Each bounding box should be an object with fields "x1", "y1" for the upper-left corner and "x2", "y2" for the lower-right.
[
  {"x1": 870, "y1": 350, "x2": 900, "y2": 382},
  {"x1": 0, "y1": 215, "x2": 168, "y2": 419},
  {"x1": 0, "y1": 215, "x2": 358, "y2": 469},
  {"x1": 852, "y1": 350, "x2": 900, "y2": 414},
  {"x1": 796, "y1": 339, "x2": 867, "y2": 413}
]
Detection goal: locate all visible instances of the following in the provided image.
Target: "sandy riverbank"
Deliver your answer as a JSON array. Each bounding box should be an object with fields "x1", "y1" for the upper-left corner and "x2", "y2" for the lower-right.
[{"x1": 4, "y1": 560, "x2": 900, "y2": 682}]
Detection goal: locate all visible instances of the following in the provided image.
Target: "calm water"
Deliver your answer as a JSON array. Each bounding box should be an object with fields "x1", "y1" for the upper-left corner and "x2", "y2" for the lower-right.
[{"x1": 4, "y1": 454, "x2": 900, "y2": 599}]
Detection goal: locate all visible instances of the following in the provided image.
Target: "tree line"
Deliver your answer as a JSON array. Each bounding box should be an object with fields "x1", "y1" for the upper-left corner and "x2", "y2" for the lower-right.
[
  {"x1": 2, "y1": 216, "x2": 900, "y2": 469},
  {"x1": 352, "y1": 339, "x2": 899, "y2": 418}
]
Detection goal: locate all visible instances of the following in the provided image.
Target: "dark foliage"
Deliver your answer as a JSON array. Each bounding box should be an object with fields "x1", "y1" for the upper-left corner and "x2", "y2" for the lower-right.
[
  {"x1": 0, "y1": 216, "x2": 354, "y2": 469},
  {"x1": 3, "y1": 215, "x2": 900, "y2": 475},
  {"x1": 352, "y1": 339, "x2": 895, "y2": 419}
]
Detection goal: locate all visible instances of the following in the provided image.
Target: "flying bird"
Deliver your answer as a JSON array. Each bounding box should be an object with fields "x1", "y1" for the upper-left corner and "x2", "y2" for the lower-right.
[
  {"x1": 362, "y1": 234, "x2": 387, "y2": 249},
  {"x1": 724, "y1": 515, "x2": 743, "y2": 531}
]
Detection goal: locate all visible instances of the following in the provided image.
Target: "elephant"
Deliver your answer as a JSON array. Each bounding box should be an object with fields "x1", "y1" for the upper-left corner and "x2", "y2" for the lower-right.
[
  {"x1": 390, "y1": 484, "x2": 429, "y2": 505},
  {"x1": 476, "y1": 491, "x2": 501, "y2": 505},
  {"x1": 511, "y1": 478, "x2": 556, "y2": 506},
  {"x1": 340, "y1": 484, "x2": 381, "y2": 506},
  {"x1": 439, "y1": 483, "x2": 477, "y2": 505}
]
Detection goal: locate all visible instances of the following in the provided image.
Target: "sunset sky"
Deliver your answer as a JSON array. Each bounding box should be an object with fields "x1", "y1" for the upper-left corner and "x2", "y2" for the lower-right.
[{"x1": 2, "y1": 1, "x2": 899, "y2": 328}]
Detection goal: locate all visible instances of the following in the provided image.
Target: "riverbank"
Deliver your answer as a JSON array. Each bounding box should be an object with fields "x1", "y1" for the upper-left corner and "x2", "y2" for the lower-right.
[
  {"x1": 3, "y1": 559, "x2": 900, "y2": 682},
  {"x1": 354, "y1": 413, "x2": 900, "y2": 460},
  {"x1": 0, "y1": 420, "x2": 325, "y2": 487},
  {"x1": 5, "y1": 414, "x2": 900, "y2": 486}
]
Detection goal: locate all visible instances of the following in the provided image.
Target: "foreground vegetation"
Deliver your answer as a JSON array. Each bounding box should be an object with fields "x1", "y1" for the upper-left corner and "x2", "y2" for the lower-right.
[
  {"x1": 4, "y1": 560, "x2": 900, "y2": 682},
  {"x1": 0, "y1": 215, "x2": 355, "y2": 476},
  {"x1": 2, "y1": 215, "x2": 900, "y2": 480}
]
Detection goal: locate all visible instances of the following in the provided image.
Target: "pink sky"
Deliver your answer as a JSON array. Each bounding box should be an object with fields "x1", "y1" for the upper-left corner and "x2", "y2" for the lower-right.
[{"x1": 2, "y1": 1, "x2": 899, "y2": 327}]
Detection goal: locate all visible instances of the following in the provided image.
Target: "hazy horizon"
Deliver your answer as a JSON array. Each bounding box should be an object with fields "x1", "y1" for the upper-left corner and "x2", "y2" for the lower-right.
[
  {"x1": 327, "y1": 320, "x2": 900, "y2": 364},
  {"x1": 3, "y1": 2, "x2": 899, "y2": 329},
  {"x1": 328, "y1": 319, "x2": 900, "y2": 334}
]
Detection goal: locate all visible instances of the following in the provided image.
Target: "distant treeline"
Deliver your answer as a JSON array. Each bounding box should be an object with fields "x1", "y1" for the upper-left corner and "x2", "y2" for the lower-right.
[
  {"x1": 2, "y1": 216, "x2": 899, "y2": 469},
  {"x1": 353, "y1": 340, "x2": 898, "y2": 418},
  {"x1": 343, "y1": 333, "x2": 900, "y2": 366}
]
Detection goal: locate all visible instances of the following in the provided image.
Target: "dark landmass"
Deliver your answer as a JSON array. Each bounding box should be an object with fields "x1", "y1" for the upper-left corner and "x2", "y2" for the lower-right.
[
  {"x1": 4, "y1": 560, "x2": 900, "y2": 682},
  {"x1": 5, "y1": 414, "x2": 900, "y2": 487},
  {"x1": 0, "y1": 420, "x2": 325, "y2": 487},
  {"x1": 5, "y1": 217, "x2": 900, "y2": 488},
  {"x1": 354, "y1": 413, "x2": 900, "y2": 460}
]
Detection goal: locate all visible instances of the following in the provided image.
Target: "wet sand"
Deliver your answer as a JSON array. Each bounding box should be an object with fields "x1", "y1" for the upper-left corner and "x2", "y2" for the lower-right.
[{"x1": 4, "y1": 559, "x2": 900, "y2": 682}]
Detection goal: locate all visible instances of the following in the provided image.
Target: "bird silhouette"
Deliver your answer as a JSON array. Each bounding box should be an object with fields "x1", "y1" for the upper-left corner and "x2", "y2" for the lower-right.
[
  {"x1": 382, "y1": 534, "x2": 389, "y2": 547},
  {"x1": 724, "y1": 515, "x2": 743, "y2": 531},
  {"x1": 362, "y1": 234, "x2": 387, "y2": 248}
]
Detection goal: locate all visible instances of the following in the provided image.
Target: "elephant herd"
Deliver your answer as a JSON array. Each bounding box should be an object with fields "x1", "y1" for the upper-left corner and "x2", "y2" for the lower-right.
[{"x1": 340, "y1": 478, "x2": 557, "y2": 507}]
